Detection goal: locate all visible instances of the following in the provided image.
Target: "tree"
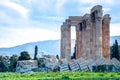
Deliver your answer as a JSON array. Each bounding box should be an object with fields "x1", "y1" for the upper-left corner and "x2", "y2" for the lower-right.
[
  {"x1": 0, "y1": 56, "x2": 2, "y2": 63},
  {"x1": 71, "y1": 45, "x2": 76, "y2": 59},
  {"x1": 0, "y1": 56, "x2": 3, "y2": 71},
  {"x1": 0, "y1": 56, "x2": 10, "y2": 72},
  {"x1": 111, "y1": 40, "x2": 119, "y2": 60},
  {"x1": 34, "y1": 45, "x2": 38, "y2": 60},
  {"x1": 56, "y1": 54, "x2": 59, "y2": 59},
  {"x1": 19, "y1": 51, "x2": 31, "y2": 60},
  {"x1": 10, "y1": 54, "x2": 18, "y2": 71}
]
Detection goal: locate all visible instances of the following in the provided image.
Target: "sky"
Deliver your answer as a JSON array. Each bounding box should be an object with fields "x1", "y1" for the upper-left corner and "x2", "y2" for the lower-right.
[{"x1": 0, "y1": 0, "x2": 120, "y2": 47}]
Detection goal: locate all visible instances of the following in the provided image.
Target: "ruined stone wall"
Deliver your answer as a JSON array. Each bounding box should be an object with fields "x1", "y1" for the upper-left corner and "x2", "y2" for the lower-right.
[{"x1": 60, "y1": 5, "x2": 110, "y2": 61}]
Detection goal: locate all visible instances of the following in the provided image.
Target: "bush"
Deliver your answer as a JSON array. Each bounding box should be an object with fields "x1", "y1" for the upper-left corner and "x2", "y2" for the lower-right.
[{"x1": 92, "y1": 65, "x2": 115, "y2": 72}]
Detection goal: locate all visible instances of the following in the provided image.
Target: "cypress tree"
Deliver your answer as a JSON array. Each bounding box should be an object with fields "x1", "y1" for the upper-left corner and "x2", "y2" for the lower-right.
[
  {"x1": 34, "y1": 45, "x2": 38, "y2": 60},
  {"x1": 111, "y1": 40, "x2": 119, "y2": 60}
]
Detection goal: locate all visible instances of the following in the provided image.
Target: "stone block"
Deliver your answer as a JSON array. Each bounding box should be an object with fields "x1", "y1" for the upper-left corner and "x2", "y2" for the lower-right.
[
  {"x1": 110, "y1": 58, "x2": 120, "y2": 71},
  {"x1": 43, "y1": 55, "x2": 59, "y2": 71},
  {"x1": 59, "y1": 63, "x2": 69, "y2": 71},
  {"x1": 86, "y1": 59, "x2": 96, "y2": 71},
  {"x1": 68, "y1": 60, "x2": 80, "y2": 71},
  {"x1": 75, "y1": 58, "x2": 89, "y2": 71},
  {"x1": 16, "y1": 60, "x2": 38, "y2": 73}
]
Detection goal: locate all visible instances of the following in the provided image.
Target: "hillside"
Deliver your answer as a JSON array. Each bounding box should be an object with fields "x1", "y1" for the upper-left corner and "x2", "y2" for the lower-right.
[{"x1": 0, "y1": 36, "x2": 120, "y2": 57}]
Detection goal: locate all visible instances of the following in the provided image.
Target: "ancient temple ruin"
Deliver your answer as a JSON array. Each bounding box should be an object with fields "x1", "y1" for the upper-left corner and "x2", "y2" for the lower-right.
[{"x1": 60, "y1": 5, "x2": 111, "y2": 61}]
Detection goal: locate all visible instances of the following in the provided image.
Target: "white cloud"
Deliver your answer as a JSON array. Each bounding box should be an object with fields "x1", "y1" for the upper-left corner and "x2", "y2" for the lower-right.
[
  {"x1": 34, "y1": 16, "x2": 65, "y2": 22},
  {"x1": 78, "y1": 7, "x2": 91, "y2": 15},
  {"x1": 78, "y1": 0, "x2": 115, "y2": 5},
  {"x1": 1, "y1": 22, "x2": 119, "y2": 47},
  {"x1": 55, "y1": 0, "x2": 67, "y2": 14},
  {"x1": 103, "y1": 8, "x2": 111, "y2": 13},
  {"x1": 0, "y1": 11, "x2": 15, "y2": 24},
  {"x1": 110, "y1": 23, "x2": 120, "y2": 36},
  {"x1": 0, "y1": 27, "x2": 60, "y2": 47},
  {"x1": 78, "y1": 6, "x2": 111, "y2": 16},
  {"x1": 0, "y1": 0, "x2": 120, "y2": 48},
  {"x1": 0, "y1": 0, "x2": 29, "y2": 18},
  {"x1": 36, "y1": 0, "x2": 50, "y2": 11}
]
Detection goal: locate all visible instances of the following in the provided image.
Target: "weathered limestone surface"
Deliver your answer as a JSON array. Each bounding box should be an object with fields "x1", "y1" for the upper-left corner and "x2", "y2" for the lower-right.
[
  {"x1": 43, "y1": 55, "x2": 59, "y2": 71},
  {"x1": 76, "y1": 58, "x2": 89, "y2": 71},
  {"x1": 95, "y1": 57, "x2": 108, "y2": 65},
  {"x1": 110, "y1": 58, "x2": 120, "y2": 71},
  {"x1": 16, "y1": 60, "x2": 38, "y2": 73},
  {"x1": 61, "y1": 19, "x2": 71, "y2": 61},
  {"x1": 86, "y1": 59, "x2": 96, "y2": 71},
  {"x1": 69, "y1": 60, "x2": 80, "y2": 71},
  {"x1": 76, "y1": 24, "x2": 82, "y2": 59},
  {"x1": 59, "y1": 58, "x2": 69, "y2": 71},
  {"x1": 91, "y1": 5, "x2": 103, "y2": 59},
  {"x1": 60, "y1": 5, "x2": 110, "y2": 61},
  {"x1": 2, "y1": 56, "x2": 10, "y2": 67},
  {"x1": 59, "y1": 63, "x2": 69, "y2": 71},
  {"x1": 102, "y1": 14, "x2": 111, "y2": 60},
  {"x1": 59, "y1": 57, "x2": 120, "y2": 72}
]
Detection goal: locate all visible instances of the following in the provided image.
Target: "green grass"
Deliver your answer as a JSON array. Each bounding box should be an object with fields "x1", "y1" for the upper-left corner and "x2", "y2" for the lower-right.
[{"x1": 0, "y1": 72, "x2": 120, "y2": 80}]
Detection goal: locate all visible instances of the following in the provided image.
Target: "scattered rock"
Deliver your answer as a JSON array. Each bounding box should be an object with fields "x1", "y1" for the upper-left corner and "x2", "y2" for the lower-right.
[{"x1": 16, "y1": 60, "x2": 38, "y2": 73}]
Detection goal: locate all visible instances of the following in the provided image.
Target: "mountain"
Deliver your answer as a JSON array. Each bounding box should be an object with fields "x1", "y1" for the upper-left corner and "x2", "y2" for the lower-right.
[
  {"x1": 0, "y1": 40, "x2": 60, "y2": 57},
  {"x1": 0, "y1": 40, "x2": 75, "y2": 57},
  {"x1": 0, "y1": 36, "x2": 120, "y2": 57}
]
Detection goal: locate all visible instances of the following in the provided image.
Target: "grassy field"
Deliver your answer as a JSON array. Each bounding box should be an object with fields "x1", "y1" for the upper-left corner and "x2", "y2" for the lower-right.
[{"x1": 0, "y1": 72, "x2": 120, "y2": 80}]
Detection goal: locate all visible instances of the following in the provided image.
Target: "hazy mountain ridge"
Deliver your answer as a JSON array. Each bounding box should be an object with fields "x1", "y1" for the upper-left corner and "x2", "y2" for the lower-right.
[
  {"x1": 0, "y1": 40, "x2": 61, "y2": 57},
  {"x1": 0, "y1": 36, "x2": 120, "y2": 57}
]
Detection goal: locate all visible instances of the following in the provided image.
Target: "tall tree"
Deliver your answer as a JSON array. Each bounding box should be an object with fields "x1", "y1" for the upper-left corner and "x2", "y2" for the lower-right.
[
  {"x1": 10, "y1": 54, "x2": 18, "y2": 71},
  {"x1": 19, "y1": 51, "x2": 31, "y2": 60},
  {"x1": 111, "y1": 40, "x2": 119, "y2": 60},
  {"x1": 34, "y1": 45, "x2": 38, "y2": 60}
]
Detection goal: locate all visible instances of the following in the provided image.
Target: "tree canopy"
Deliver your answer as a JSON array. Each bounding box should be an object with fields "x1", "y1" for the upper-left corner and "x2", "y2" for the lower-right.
[{"x1": 18, "y1": 51, "x2": 31, "y2": 60}]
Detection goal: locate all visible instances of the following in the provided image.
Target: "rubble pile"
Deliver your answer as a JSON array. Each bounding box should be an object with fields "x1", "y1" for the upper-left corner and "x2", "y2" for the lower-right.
[{"x1": 15, "y1": 55, "x2": 120, "y2": 72}]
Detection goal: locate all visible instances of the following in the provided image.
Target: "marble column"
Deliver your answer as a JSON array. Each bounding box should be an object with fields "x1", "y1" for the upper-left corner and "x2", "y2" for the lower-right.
[
  {"x1": 60, "y1": 19, "x2": 71, "y2": 61},
  {"x1": 76, "y1": 23, "x2": 82, "y2": 59},
  {"x1": 102, "y1": 14, "x2": 111, "y2": 60},
  {"x1": 91, "y1": 5, "x2": 103, "y2": 60}
]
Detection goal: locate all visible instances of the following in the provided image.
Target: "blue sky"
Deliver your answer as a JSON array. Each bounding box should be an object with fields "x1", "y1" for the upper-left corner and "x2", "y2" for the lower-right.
[{"x1": 0, "y1": 0, "x2": 120, "y2": 47}]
